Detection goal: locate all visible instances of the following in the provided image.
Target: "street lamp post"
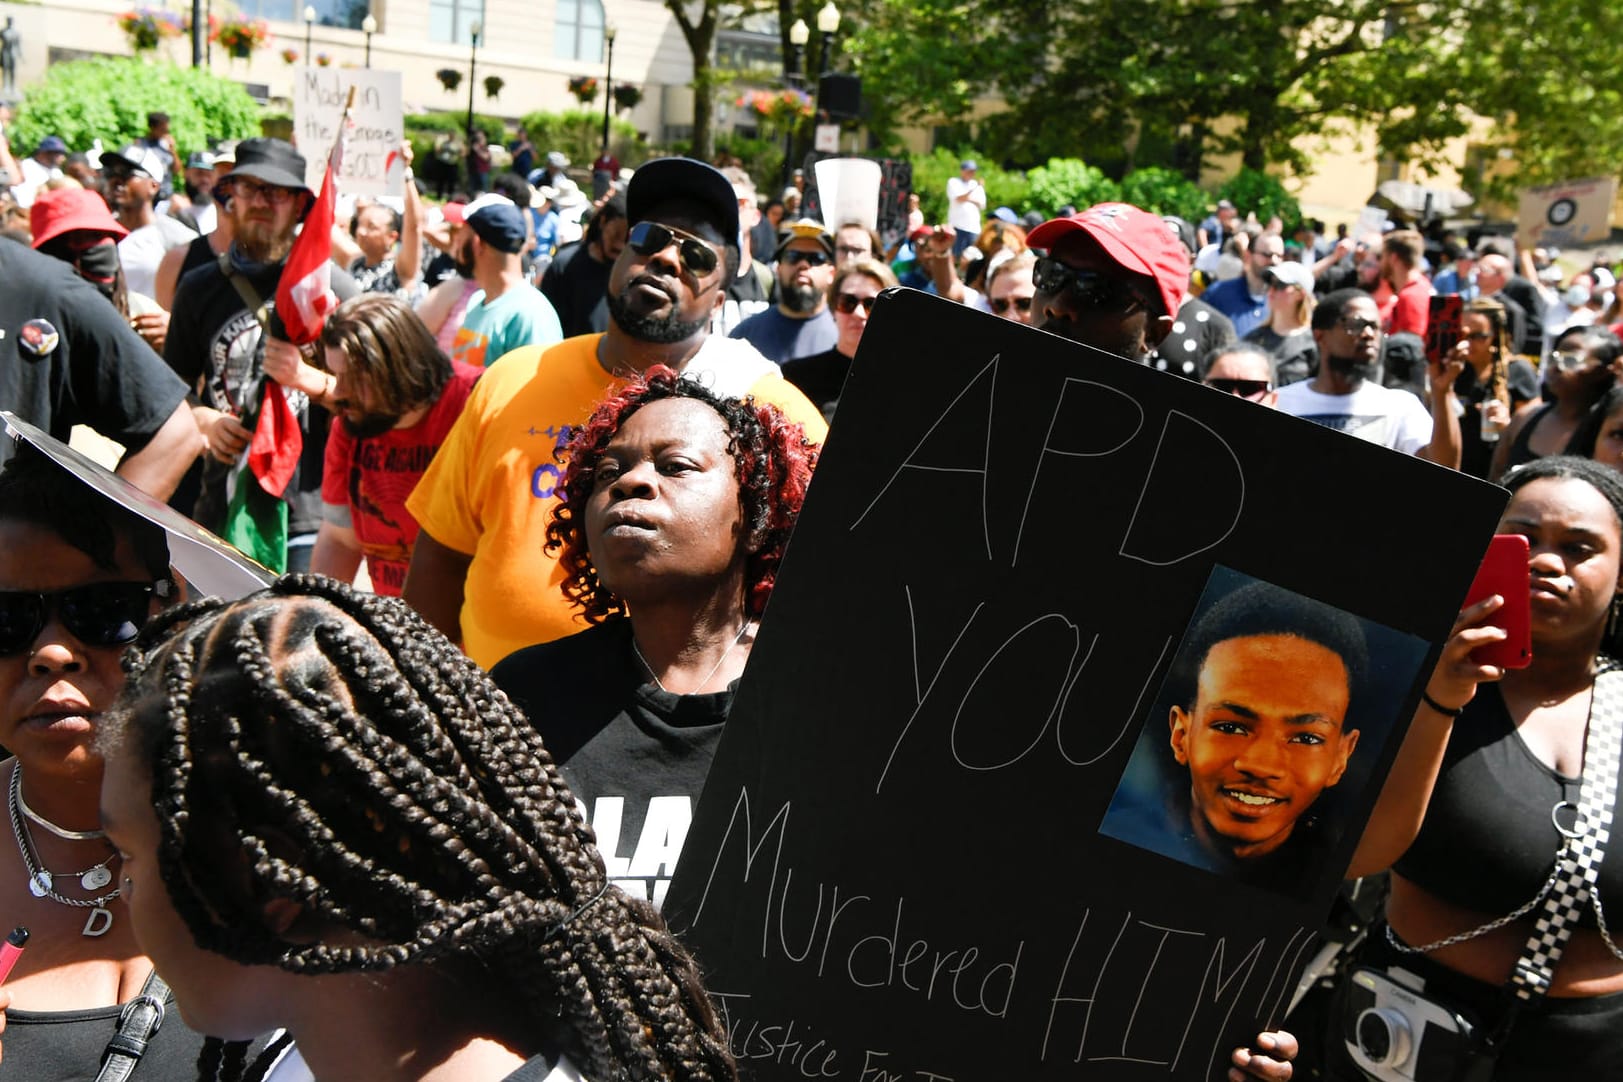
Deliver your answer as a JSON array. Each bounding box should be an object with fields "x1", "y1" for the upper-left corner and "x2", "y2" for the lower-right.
[
  {"x1": 465, "y1": 19, "x2": 481, "y2": 184},
  {"x1": 600, "y1": 25, "x2": 616, "y2": 158},
  {"x1": 782, "y1": 18, "x2": 808, "y2": 188},
  {"x1": 361, "y1": 12, "x2": 376, "y2": 68},
  {"x1": 303, "y1": 5, "x2": 315, "y2": 64},
  {"x1": 815, "y1": 2, "x2": 840, "y2": 96}
]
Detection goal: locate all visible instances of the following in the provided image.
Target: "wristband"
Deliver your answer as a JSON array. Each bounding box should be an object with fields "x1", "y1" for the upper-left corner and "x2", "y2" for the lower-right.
[{"x1": 1421, "y1": 690, "x2": 1464, "y2": 717}]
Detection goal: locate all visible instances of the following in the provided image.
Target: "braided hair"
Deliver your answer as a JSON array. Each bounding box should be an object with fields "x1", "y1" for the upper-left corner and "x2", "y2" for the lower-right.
[
  {"x1": 105, "y1": 576, "x2": 737, "y2": 1082},
  {"x1": 545, "y1": 365, "x2": 819, "y2": 625}
]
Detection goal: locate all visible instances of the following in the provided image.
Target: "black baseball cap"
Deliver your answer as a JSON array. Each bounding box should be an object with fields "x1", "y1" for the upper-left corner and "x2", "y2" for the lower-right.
[{"x1": 626, "y1": 157, "x2": 740, "y2": 251}]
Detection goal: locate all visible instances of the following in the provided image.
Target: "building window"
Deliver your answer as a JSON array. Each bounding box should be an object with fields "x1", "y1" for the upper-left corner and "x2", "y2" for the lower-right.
[
  {"x1": 430, "y1": 0, "x2": 485, "y2": 44},
  {"x1": 555, "y1": 0, "x2": 604, "y2": 62},
  {"x1": 244, "y1": 0, "x2": 365, "y2": 28}
]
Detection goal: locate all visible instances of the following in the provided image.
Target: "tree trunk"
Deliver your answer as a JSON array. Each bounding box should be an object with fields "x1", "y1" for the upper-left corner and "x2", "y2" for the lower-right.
[{"x1": 691, "y1": 58, "x2": 715, "y2": 162}]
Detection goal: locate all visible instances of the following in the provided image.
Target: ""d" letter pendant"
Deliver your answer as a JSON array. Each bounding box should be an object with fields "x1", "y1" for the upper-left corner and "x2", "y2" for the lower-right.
[{"x1": 81, "y1": 906, "x2": 113, "y2": 937}]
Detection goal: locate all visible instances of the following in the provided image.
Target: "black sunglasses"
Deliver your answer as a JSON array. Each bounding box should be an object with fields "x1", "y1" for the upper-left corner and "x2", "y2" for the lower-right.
[
  {"x1": 627, "y1": 221, "x2": 720, "y2": 276},
  {"x1": 1206, "y1": 378, "x2": 1272, "y2": 399},
  {"x1": 0, "y1": 581, "x2": 170, "y2": 656},
  {"x1": 833, "y1": 292, "x2": 876, "y2": 315},
  {"x1": 991, "y1": 295, "x2": 1033, "y2": 315},
  {"x1": 781, "y1": 249, "x2": 831, "y2": 267},
  {"x1": 1032, "y1": 257, "x2": 1145, "y2": 312}
]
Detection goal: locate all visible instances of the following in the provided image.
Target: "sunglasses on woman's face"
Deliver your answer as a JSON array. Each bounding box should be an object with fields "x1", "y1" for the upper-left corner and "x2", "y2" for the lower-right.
[
  {"x1": 626, "y1": 220, "x2": 720, "y2": 276},
  {"x1": 1551, "y1": 350, "x2": 1598, "y2": 373},
  {"x1": 1206, "y1": 378, "x2": 1272, "y2": 400},
  {"x1": 991, "y1": 295, "x2": 1033, "y2": 315},
  {"x1": 0, "y1": 581, "x2": 170, "y2": 656},
  {"x1": 833, "y1": 292, "x2": 876, "y2": 315}
]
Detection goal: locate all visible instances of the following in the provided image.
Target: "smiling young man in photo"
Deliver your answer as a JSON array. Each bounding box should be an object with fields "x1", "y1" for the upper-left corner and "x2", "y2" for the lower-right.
[{"x1": 1166, "y1": 582, "x2": 1365, "y2": 876}]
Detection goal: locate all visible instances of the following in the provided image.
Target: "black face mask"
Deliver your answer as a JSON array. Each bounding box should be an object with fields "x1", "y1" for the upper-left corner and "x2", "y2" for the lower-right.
[{"x1": 74, "y1": 241, "x2": 121, "y2": 298}]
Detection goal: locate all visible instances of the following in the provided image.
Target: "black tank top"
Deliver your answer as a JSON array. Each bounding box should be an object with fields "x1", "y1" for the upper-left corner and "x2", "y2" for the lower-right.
[
  {"x1": 1394, "y1": 681, "x2": 1623, "y2": 929},
  {"x1": 1505, "y1": 401, "x2": 1555, "y2": 472}
]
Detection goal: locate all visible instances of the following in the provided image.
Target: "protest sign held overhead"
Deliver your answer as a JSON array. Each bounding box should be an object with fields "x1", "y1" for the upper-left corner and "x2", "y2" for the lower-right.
[
  {"x1": 293, "y1": 67, "x2": 404, "y2": 197},
  {"x1": 1517, "y1": 176, "x2": 1619, "y2": 249},
  {"x1": 664, "y1": 288, "x2": 1506, "y2": 1081}
]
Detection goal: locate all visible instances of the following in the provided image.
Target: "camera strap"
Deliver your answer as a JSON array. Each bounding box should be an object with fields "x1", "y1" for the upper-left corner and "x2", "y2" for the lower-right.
[{"x1": 1504, "y1": 664, "x2": 1623, "y2": 1008}]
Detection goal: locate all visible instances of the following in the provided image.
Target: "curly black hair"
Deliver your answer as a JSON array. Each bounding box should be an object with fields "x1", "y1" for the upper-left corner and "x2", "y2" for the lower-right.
[
  {"x1": 544, "y1": 365, "x2": 819, "y2": 624},
  {"x1": 104, "y1": 575, "x2": 737, "y2": 1082}
]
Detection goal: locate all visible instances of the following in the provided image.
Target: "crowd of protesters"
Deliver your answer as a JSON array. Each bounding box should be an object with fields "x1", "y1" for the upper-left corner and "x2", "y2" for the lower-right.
[{"x1": 2, "y1": 100, "x2": 1623, "y2": 1080}]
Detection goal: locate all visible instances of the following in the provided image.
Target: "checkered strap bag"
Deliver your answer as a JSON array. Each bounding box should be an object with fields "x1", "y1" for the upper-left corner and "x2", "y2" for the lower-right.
[{"x1": 1507, "y1": 665, "x2": 1623, "y2": 1003}]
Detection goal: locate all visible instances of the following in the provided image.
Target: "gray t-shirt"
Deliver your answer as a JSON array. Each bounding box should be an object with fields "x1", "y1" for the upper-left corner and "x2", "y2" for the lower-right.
[{"x1": 728, "y1": 305, "x2": 836, "y2": 365}]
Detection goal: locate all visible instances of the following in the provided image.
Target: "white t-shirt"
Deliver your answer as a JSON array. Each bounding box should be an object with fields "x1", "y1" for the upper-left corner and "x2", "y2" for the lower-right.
[
  {"x1": 1274, "y1": 378, "x2": 1434, "y2": 455},
  {"x1": 117, "y1": 215, "x2": 198, "y2": 300},
  {"x1": 945, "y1": 175, "x2": 984, "y2": 234},
  {"x1": 12, "y1": 156, "x2": 60, "y2": 208}
]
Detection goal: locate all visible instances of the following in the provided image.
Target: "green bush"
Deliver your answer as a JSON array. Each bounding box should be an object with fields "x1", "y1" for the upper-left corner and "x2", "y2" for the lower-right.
[
  {"x1": 714, "y1": 133, "x2": 784, "y2": 200},
  {"x1": 518, "y1": 109, "x2": 641, "y2": 171},
  {"x1": 908, "y1": 147, "x2": 1029, "y2": 226},
  {"x1": 1024, "y1": 158, "x2": 1121, "y2": 219},
  {"x1": 13, "y1": 57, "x2": 260, "y2": 156},
  {"x1": 1214, "y1": 168, "x2": 1302, "y2": 230},
  {"x1": 403, "y1": 111, "x2": 508, "y2": 177},
  {"x1": 1119, "y1": 167, "x2": 1209, "y2": 222}
]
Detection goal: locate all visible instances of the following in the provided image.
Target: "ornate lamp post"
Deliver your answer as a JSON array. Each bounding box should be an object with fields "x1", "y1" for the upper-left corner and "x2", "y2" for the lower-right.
[
  {"x1": 600, "y1": 25, "x2": 616, "y2": 158},
  {"x1": 303, "y1": 5, "x2": 316, "y2": 64},
  {"x1": 782, "y1": 18, "x2": 808, "y2": 188},
  {"x1": 361, "y1": 12, "x2": 376, "y2": 68}
]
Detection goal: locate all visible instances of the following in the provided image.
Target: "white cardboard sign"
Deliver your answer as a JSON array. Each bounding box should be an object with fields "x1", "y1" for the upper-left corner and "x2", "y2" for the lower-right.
[{"x1": 293, "y1": 67, "x2": 406, "y2": 197}]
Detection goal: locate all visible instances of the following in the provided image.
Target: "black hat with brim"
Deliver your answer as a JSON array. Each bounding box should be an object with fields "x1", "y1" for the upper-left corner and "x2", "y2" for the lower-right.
[{"x1": 221, "y1": 137, "x2": 310, "y2": 193}]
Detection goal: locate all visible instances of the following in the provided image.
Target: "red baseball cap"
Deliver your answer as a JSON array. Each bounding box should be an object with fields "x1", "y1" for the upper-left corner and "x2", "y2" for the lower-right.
[
  {"x1": 31, "y1": 187, "x2": 128, "y2": 249},
  {"x1": 1027, "y1": 202, "x2": 1189, "y2": 321},
  {"x1": 441, "y1": 202, "x2": 469, "y2": 225}
]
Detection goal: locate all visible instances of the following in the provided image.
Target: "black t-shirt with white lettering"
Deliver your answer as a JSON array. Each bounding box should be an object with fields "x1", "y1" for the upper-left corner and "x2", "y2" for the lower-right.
[{"x1": 490, "y1": 618, "x2": 729, "y2": 913}]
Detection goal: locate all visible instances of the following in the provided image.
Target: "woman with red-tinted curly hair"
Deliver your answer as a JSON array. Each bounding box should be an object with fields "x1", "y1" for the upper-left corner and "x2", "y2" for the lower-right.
[{"x1": 489, "y1": 366, "x2": 818, "y2": 910}]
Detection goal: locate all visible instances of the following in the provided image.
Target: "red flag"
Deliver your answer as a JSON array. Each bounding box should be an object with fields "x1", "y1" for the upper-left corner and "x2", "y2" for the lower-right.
[
  {"x1": 246, "y1": 381, "x2": 302, "y2": 497},
  {"x1": 275, "y1": 135, "x2": 342, "y2": 346}
]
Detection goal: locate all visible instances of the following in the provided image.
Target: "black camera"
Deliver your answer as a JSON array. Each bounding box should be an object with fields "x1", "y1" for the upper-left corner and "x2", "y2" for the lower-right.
[{"x1": 1341, "y1": 966, "x2": 1485, "y2": 1082}]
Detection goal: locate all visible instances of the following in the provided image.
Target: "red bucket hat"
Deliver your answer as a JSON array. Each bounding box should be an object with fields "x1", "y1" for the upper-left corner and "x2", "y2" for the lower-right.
[
  {"x1": 31, "y1": 187, "x2": 128, "y2": 250},
  {"x1": 1027, "y1": 202, "x2": 1189, "y2": 320}
]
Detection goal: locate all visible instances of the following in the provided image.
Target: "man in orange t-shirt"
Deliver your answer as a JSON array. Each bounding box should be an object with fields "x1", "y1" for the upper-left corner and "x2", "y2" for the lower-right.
[{"x1": 403, "y1": 158, "x2": 827, "y2": 670}]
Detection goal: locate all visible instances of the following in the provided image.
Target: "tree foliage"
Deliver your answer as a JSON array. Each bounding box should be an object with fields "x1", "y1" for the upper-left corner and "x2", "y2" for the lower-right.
[
  {"x1": 1214, "y1": 169, "x2": 1301, "y2": 229},
  {"x1": 839, "y1": 0, "x2": 1623, "y2": 197},
  {"x1": 1024, "y1": 159, "x2": 1120, "y2": 219},
  {"x1": 13, "y1": 57, "x2": 260, "y2": 156}
]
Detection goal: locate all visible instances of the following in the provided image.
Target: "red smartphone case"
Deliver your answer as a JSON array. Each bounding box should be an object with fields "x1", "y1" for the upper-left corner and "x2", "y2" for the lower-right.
[{"x1": 1462, "y1": 534, "x2": 1533, "y2": 669}]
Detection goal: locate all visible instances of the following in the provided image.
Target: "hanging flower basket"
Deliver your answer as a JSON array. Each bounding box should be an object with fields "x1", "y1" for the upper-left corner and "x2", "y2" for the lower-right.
[
  {"x1": 484, "y1": 74, "x2": 504, "y2": 100},
  {"x1": 280, "y1": 46, "x2": 300, "y2": 64},
  {"x1": 612, "y1": 83, "x2": 642, "y2": 113},
  {"x1": 437, "y1": 67, "x2": 462, "y2": 92},
  {"x1": 115, "y1": 8, "x2": 184, "y2": 52},
  {"x1": 736, "y1": 88, "x2": 813, "y2": 128},
  {"x1": 567, "y1": 75, "x2": 598, "y2": 105},
  {"x1": 316, "y1": 51, "x2": 333, "y2": 67},
  {"x1": 213, "y1": 16, "x2": 271, "y2": 58}
]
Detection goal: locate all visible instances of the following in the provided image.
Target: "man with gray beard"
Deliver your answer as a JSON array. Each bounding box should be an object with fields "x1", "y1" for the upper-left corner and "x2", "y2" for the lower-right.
[{"x1": 728, "y1": 218, "x2": 838, "y2": 364}]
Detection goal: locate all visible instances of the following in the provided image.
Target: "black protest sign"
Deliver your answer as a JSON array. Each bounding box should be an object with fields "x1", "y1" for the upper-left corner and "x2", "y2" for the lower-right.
[{"x1": 663, "y1": 289, "x2": 1507, "y2": 1081}]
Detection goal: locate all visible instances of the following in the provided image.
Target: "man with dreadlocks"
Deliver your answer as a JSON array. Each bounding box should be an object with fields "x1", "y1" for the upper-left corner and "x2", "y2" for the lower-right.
[{"x1": 98, "y1": 576, "x2": 738, "y2": 1082}]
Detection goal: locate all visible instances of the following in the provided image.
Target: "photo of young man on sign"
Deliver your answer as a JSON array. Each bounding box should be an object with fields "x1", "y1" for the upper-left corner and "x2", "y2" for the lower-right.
[{"x1": 1101, "y1": 568, "x2": 1426, "y2": 898}]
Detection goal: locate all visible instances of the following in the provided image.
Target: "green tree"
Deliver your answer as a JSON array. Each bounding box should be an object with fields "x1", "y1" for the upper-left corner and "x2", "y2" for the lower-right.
[
  {"x1": 13, "y1": 57, "x2": 260, "y2": 156},
  {"x1": 842, "y1": 0, "x2": 1622, "y2": 197}
]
